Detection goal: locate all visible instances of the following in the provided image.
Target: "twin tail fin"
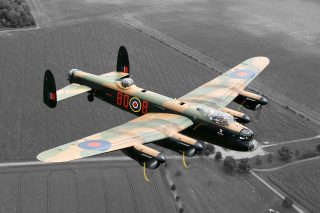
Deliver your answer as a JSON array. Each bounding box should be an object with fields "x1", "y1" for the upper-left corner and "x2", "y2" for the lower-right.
[
  {"x1": 116, "y1": 46, "x2": 130, "y2": 75},
  {"x1": 43, "y1": 70, "x2": 57, "y2": 108}
]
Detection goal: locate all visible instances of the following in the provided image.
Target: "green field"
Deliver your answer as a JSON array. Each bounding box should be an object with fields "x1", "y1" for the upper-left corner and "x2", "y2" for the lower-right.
[{"x1": 259, "y1": 158, "x2": 320, "y2": 212}]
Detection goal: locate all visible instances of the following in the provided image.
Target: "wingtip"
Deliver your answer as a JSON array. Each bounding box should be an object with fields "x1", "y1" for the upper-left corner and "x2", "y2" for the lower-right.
[
  {"x1": 36, "y1": 155, "x2": 64, "y2": 163},
  {"x1": 36, "y1": 152, "x2": 48, "y2": 162},
  {"x1": 36, "y1": 150, "x2": 63, "y2": 163},
  {"x1": 255, "y1": 56, "x2": 270, "y2": 64},
  {"x1": 36, "y1": 151, "x2": 55, "y2": 162}
]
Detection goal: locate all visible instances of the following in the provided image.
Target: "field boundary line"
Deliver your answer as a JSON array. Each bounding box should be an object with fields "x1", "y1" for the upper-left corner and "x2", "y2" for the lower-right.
[
  {"x1": 0, "y1": 150, "x2": 271, "y2": 168},
  {"x1": 262, "y1": 135, "x2": 320, "y2": 147},
  {"x1": 253, "y1": 156, "x2": 320, "y2": 172},
  {"x1": 0, "y1": 154, "x2": 253, "y2": 168},
  {"x1": 250, "y1": 170, "x2": 307, "y2": 213},
  {"x1": 0, "y1": 156, "x2": 132, "y2": 168},
  {"x1": 0, "y1": 25, "x2": 39, "y2": 34},
  {"x1": 115, "y1": 15, "x2": 320, "y2": 126},
  {"x1": 0, "y1": 0, "x2": 40, "y2": 33}
]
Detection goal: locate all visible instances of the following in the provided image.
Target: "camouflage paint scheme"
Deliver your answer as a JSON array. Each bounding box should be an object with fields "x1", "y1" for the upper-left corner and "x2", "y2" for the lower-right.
[
  {"x1": 179, "y1": 57, "x2": 270, "y2": 108},
  {"x1": 37, "y1": 113, "x2": 192, "y2": 162},
  {"x1": 38, "y1": 47, "x2": 269, "y2": 163}
]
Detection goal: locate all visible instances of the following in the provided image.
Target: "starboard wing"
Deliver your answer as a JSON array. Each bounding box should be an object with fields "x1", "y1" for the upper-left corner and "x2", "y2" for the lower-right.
[
  {"x1": 179, "y1": 57, "x2": 270, "y2": 108},
  {"x1": 37, "y1": 113, "x2": 193, "y2": 162}
]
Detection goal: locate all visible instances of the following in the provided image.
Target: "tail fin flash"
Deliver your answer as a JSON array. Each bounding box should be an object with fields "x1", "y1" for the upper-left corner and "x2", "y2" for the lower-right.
[
  {"x1": 116, "y1": 46, "x2": 130, "y2": 75},
  {"x1": 43, "y1": 70, "x2": 57, "y2": 108}
]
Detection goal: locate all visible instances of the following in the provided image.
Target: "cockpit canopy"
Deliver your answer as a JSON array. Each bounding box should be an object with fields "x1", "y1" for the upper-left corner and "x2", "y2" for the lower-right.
[{"x1": 196, "y1": 107, "x2": 235, "y2": 126}]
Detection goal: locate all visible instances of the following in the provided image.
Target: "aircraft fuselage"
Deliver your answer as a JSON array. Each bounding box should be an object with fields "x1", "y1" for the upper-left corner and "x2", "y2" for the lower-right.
[{"x1": 70, "y1": 70, "x2": 257, "y2": 152}]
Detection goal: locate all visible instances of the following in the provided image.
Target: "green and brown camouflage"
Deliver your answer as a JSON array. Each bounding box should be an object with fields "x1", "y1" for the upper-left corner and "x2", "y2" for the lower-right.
[
  {"x1": 39, "y1": 46, "x2": 269, "y2": 166},
  {"x1": 179, "y1": 56, "x2": 270, "y2": 108},
  {"x1": 37, "y1": 113, "x2": 192, "y2": 162}
]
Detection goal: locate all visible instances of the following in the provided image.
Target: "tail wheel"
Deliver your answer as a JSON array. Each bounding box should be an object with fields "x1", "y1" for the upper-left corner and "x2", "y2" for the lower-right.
[{"x1": 87, "y1": 94, "x2": 94, "y2": 102}]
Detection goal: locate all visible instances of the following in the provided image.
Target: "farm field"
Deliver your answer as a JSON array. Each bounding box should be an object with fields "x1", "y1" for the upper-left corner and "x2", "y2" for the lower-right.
[
  {"x1": 26, "y1": 0, "x2": 320, "y2": 125},
  {"x1": 0, "y1": 18, "x2": 318, "y2": 161},
  {"x1": 0, "y1": 19, "x2": 205, "y2": 161},
  {"x1": 0, "y1": 156, "x2": 302, "y2": 213},
  {"x1": 134, "y1": 0, "x2": 320, "y2": 124},
  {"x1": 249, "y1": 136, "x2": 320, "y2": 170},
  {"x1": 0, "y1": 18, "x2": 215, "y2": 161},
  {"x1": 166, "y1": 158, "x2": 295, "y2": 213},
  {"x1": 0, "y1": 160, "x2": 176, "y2": 213},
  {"x1": 0, "y1": 0, "x2": 319, "y2": 212},
  {"x1": 25, "y1": 0, "x2": 320, "y2": 122},
  {"x1": 258, "y1": 158, "x2": 320, "y2": 212}
]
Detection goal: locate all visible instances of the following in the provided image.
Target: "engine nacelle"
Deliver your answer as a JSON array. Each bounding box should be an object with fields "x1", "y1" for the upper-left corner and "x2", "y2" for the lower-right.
[
  {"x1": 223, "y1": 108, "x2": 250, "y2": 123},
  {"x1": 169, "y1": 139, "x2": 196, "y2": 157},
  {"x1": 122, "y1": 144, "x2": 166, "y2": 169},
  {"x1": 233, "y1": 90, "x2": 268, "y2": 111},
  {"x1": 168, "y1": 133, "x2": 204, "y2": 157},
  {"x1": 67, "y1": 69, "x2": 80, "y2": 83}
]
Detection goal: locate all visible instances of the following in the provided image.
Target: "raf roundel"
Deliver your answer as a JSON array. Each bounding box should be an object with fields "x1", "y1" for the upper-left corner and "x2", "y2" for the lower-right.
[
  {"x1": 129, "y1": 97, "x2": 141, "y2": 112},
  {"x1": 229, "y1": 69, "x2": 256, "y2": 79},
  {"x1": 78, "y1": 140, "x2": 111, "y2": 151}
]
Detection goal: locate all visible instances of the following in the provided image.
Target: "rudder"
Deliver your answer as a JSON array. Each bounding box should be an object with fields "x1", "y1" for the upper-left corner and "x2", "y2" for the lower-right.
[
  {"x1": 116, "y1": 46, "x2": 130, "y2": 75},
  {"x1": 43, "y1": 69, "x2": 57, "y2": 108}
]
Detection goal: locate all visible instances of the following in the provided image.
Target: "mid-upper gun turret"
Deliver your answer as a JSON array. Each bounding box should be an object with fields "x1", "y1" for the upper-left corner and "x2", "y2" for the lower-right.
[{"x1": 120, "y1": 78, "x2": 134, "y2": 88}]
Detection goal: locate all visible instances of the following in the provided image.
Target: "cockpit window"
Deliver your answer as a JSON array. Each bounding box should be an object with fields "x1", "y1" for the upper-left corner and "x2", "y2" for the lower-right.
[{"x1": 196, "y1": 107, "x2": 235, "y2": 126}]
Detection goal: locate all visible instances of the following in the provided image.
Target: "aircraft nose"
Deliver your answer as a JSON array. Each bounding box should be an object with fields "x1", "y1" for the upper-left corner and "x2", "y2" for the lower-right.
[
  {"x1": 248, "y1": 140, "x2": 258, "y2": 151},
  {"x1": 239, "y1": 128, "x2": 254, "y2": 140}
]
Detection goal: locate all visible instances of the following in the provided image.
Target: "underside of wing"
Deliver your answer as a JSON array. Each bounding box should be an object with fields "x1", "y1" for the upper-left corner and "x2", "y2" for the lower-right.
[
  {"x1": 179, "y1": 57, "x2": 269, "y2": 108},
  {"x1": 37, "y1": 113, "x2": 193, "y2": 162}
]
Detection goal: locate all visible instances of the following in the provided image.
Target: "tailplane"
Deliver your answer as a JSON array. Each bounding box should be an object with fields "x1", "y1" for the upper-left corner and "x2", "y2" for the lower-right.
[
  {"x1": 116, "y1": 46, "x2": 130, "y2": 75},
  {"x1": 43, "y1": 69, "x2": 57, "y2": 108}
]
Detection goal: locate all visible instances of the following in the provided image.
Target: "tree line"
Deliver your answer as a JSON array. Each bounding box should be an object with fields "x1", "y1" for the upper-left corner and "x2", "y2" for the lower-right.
[{"x1": 0, "y1": 0, "x2": 35, "y2": 28}]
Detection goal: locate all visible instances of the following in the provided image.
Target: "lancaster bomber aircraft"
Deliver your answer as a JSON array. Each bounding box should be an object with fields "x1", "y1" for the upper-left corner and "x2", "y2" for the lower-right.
[{"x1": 38, "y1": 46, "x2": 269, "y2": 169}]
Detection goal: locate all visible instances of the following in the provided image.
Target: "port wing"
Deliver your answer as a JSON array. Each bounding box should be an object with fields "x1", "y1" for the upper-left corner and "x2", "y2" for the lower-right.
[
  {"x1": 37, "y1": 113, "x2": 193, "y2": 162},
  {"x1": 179, "y1": 57, "x2": 269, "y2": 108},
  {"x1": 56, "y1": 83, "x2": 91, "y2": 101}
]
